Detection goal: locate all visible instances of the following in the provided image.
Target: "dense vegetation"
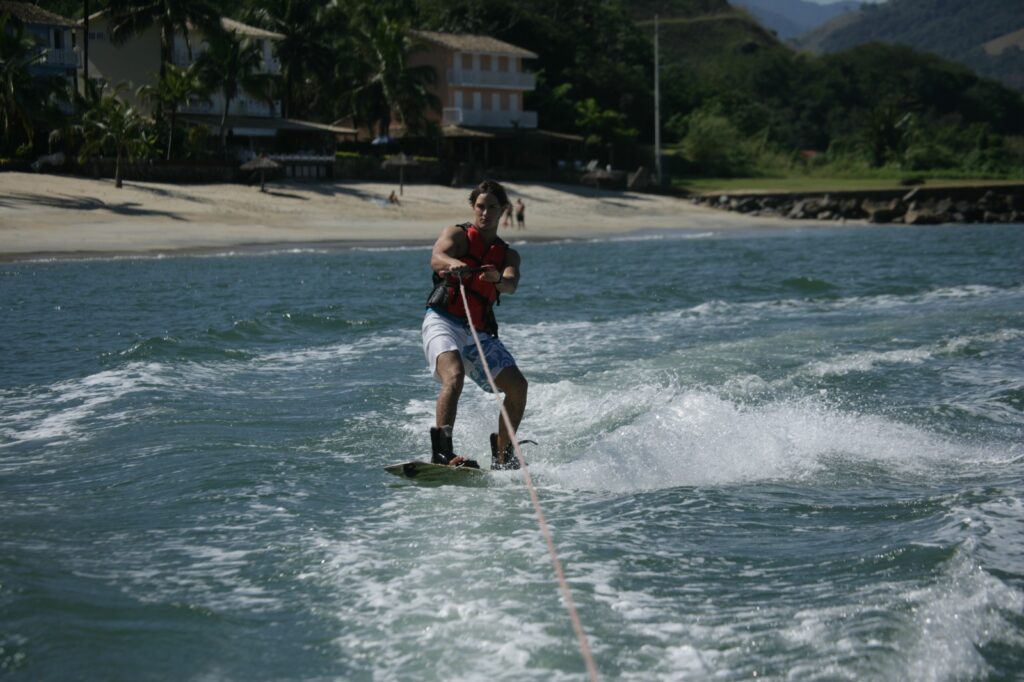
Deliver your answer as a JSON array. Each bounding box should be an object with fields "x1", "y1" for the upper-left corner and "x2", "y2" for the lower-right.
[
  {"x1": 800, "y1": 0, "x2": 1024, "y2": 92},
  {"x1": 6, "y1": 0, "x2": 1024, "y2": 180}
]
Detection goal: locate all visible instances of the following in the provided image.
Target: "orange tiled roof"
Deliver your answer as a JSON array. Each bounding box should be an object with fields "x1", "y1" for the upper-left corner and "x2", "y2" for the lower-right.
[
  {"x1": 0, "y1": 1, "x2": 76, "y2": 27},
  {"x1": 411, "y1": 30, "x2": 537, "y2": 59}
]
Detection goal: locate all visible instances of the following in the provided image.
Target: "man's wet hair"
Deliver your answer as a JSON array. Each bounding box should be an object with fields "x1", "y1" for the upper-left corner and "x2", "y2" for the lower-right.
[{"x1": 469, "y1": 179, "x2": 510, "y2": 208}]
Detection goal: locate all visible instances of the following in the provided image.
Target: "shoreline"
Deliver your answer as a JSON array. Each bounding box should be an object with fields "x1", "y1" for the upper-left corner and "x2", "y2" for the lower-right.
[
  {"x1": 8, "y1": 173, "x2": 1019, "y2": 264},
  {"x1": 0, "y1": 236, "x2": 594, "y2": 263},
  {"x1": 0, "y1": 172, "x2": 780, "y2": 262}
]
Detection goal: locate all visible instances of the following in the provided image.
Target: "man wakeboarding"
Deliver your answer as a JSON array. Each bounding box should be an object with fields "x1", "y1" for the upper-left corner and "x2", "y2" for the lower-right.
[{"x1": 421, "y1": 179, "x2": 527, "y2": 470}]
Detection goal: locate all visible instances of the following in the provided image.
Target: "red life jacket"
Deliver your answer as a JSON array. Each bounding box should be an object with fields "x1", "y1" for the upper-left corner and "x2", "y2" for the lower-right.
[{"x1": 436, "y1": 223, "x2": 508, "y2": 333}]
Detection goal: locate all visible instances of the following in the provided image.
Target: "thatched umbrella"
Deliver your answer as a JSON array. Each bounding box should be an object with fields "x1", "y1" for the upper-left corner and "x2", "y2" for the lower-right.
[
  {"x1": 240, "y1": 154, "x2": 280, "y2": 193},
  {"x1": 381, "y1": 152, "x2": 418, "y2": 196}
]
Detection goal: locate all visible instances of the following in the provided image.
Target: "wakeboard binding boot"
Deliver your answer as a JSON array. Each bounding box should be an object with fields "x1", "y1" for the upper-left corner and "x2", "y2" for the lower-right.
[
  {"x1": 430, "y1": 426, "x2": 479, "y2": 468},
  {"x1": 490, "y1": 432, "x2": 521, "y2": 471}
]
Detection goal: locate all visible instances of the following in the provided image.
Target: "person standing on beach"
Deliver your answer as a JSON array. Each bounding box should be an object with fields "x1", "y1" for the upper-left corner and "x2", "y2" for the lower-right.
[
  {"x1": 515, "y1": 198, "x2": 526, "y2": 229},
  {"x1": 422, "y1": 179, "x2": 527, "y2": 470}
]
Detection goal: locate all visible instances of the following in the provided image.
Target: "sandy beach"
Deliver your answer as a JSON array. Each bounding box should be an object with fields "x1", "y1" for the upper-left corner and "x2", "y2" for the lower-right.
[{"x1": 0, "y1": 172, "x2": 764, "y2": 260}]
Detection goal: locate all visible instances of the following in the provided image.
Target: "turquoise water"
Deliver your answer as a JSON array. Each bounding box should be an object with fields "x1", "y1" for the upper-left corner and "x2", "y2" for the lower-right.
[{"x1": 2, "y1": 224, "x2": 1023, "y2": 681}]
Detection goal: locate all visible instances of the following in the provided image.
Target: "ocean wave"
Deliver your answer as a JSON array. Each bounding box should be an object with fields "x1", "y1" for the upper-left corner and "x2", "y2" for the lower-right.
[
  {"x1": 588, "y1": 231, "x2": 719, "y2": 244},
  {"x1": 894, "y1": 541, "x2": 1024, "y2": 681},
  {"x1": 512, "y1": 284, "x2": 1023, "y2": 366},
  {"x1": 0, "y1": 363, "x2": 171, "y2": 451},
  {"x1": 116, "y1": 335, "x2": 256, "y2": 363},
  {"x1": 524, "y1": 385, "x2": 1020, "y2": 493},
  {"x1": 350, "y1": 244, "x2": 432, "y2": 253},
  {"x1": 803, "y1": 347, "x2": 934, "y2": 378}
]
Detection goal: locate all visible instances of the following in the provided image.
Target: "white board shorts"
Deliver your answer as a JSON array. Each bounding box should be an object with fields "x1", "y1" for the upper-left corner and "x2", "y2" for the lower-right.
[{"x1": 422, "y1": 309, "x2": 516, "y2": 393}]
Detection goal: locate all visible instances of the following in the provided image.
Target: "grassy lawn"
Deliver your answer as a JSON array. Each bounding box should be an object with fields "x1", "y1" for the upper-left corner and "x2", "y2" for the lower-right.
[{"x1": 676, "y1": 175, "x2": 1024, "y2": 195}]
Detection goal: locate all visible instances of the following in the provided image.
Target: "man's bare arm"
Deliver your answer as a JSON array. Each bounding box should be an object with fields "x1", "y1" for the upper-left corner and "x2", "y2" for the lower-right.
[{"x1": 430, "y1": 225, "x2": 470, "y2": 274}]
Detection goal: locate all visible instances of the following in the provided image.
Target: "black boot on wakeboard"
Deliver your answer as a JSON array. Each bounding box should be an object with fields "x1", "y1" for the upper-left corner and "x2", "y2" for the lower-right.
[
  {"x1": 490, "y1": 432, "x2": 520, "y2": 470},
  {"x1": 430, "y1": 426, "x2": 479, "y2": 468}
]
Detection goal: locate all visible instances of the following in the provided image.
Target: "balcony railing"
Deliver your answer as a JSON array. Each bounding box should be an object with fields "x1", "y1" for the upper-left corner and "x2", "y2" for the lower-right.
[
  {"x1": 180, "y1": 94, "x2": 280, "y2": 118},
  {"x1": 172, "y1": 47, "x2": 281, "y2": 74},
  {"x1": 41, "y1": 47, "x2": 78, "y2": 68},
  {"x1": 446, "y1": 69, "x2": 535, "y2": 90},
  {"x1": 443, "y1": 108, "x2": 537, "y2": 129}
]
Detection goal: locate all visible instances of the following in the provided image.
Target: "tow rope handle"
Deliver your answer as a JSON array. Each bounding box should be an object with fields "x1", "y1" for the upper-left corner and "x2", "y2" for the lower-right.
[{"x1": 440, "y1": 265, "x2": 494, "y2": 278}]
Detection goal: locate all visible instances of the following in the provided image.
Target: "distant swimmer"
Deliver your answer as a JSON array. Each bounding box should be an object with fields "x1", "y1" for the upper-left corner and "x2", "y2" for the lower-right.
[
  {"x1": 422, "y1": 179, "x2": 527, "y2": 470},
  {"x1": 515, "y1": 198, "x2": 526, "y2": 229}
]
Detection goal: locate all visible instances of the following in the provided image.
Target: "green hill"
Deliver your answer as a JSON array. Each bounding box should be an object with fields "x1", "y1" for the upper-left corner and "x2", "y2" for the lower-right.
[
  {"x1": 415, "y1": 0, "x2": 1024, "y2": 175},
  {"x1": 798, "y1": 0, "x2": 1024, "y2": 91}
]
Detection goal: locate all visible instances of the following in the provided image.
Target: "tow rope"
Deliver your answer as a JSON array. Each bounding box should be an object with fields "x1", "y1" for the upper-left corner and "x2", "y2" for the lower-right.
[{"x1": 457, "y1": 279, "x2": 601, "y2": 682}]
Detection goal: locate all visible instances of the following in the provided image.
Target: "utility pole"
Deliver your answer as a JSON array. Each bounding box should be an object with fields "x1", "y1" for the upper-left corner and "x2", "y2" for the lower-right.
[
  {"x1": 653, "y1": 14, "x2": 662, "y2": 188},
  {"x1": 82, "y1": 0, "x2": 89, "y2": 94}
]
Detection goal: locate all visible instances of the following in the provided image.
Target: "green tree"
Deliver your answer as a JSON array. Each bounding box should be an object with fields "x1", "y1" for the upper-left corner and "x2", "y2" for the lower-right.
[
  {"x1": 680, "y1": 108, "x2": 753, "y2": 176},
  {"x1": 106, "y1": 0, "x2": 220, "y2": 78},
  {"x1": 194, "y1": 28, "x2": 265, "y2": 150},
  {"x1": 48, "y1": 75, "x2": 105, "y2": 156},
  {"x1": 137, "y1": 62, "x2": 207, "y2": 159},
  {"x1": 246, "y1": 0, "x2": 334, "y2": 120},
  {"x1": 863, "y1": 100, "x2": 912, "y2": 168},
  {"x1": 347, "y1": 13, "x2": 439, "y2": 139},
  {"x1": 0, "y1": 12, "x2": 65, "y2": 155},
  {"x1": 79, "y1": 84, "x2": 152, "y2": 188},
  {"x1": 574, "y1": 97, "x2": 638, "y2": 165}
]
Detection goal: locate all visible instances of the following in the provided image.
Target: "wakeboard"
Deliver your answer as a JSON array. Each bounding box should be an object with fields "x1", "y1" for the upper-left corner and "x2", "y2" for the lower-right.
[{"x1": 384, "y1": 460, "x2": 487, "y2": 483}]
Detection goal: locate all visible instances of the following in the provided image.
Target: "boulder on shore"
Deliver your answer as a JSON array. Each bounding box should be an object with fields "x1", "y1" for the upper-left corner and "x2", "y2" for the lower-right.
[{"x1": 692, "y1": 184, "x2": 1024, "y2": 225}]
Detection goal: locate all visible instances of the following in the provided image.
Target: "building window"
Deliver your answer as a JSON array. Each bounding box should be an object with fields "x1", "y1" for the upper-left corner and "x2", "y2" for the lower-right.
[
  {"x1": 462, "y1": 53, "x2": 472, "y2": 70},
  {"x1": 88, "y1": 31, "x2": 105, "y2": 41},
  {"x1": 492, "y1": 93, "x2": 500, "y2": 112},
  {"x1": 497, "y1": 56, "x2": 508, "y2": 72},
  {"x1": 481, "y1": 55, "x2": 491, "y2": 71}
]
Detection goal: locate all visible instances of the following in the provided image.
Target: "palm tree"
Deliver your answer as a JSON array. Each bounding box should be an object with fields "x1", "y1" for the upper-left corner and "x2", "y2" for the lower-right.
[
  {"x1": 137, "y1": 62, "x2": 207, "y2": 159},
  {"x1": 194, "y1": 28, "x2": 264, "y2": 150},
  {"x1": 247, "y1": 0, "x2": 334, "y2": 120},
  {"x1": 575, "y1": 97, "x2": 638, "y2": 167},
  {"x1": 106, "y1": 0, "x2": 219, "y2": 79},
  {"x1": 0, "y1": 12, "x2": 64, "y2": 154},
  {"x1": 79, "y1": 83, "x2": 151, "y2": 188},
  {"x1": 48, "y1": 75, "x2": 105, "y2": 156},
  {"x1": 348, "y1": 14, "x2": 440, "y2": 139}
]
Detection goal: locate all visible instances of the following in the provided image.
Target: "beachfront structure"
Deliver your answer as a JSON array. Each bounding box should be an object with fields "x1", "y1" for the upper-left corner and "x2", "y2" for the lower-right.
[
  {"x1": 408, "y1": 30, "x2": 539, "y2": 131},
  {"x1": 1, "y1": 1, "x2": 77, "y2": 89},
  {"x1": 76, "y1": 10, "x2": 351, "y2": 157},
  {"x1": 79, "y1": 12, "x2": 283, "y2": 120},
  {"x1": 399, "y1": 30, "x2": 581, "y2": 179}
]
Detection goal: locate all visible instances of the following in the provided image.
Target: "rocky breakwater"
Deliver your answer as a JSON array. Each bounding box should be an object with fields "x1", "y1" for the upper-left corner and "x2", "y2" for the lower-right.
[{"x1": 693, "y1": 184, "x2": 1024, "y2": 225}]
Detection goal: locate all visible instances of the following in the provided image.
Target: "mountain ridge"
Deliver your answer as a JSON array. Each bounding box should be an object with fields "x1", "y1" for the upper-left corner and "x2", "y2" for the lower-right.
[
  {"x1": 731, "y1": 0, "x2": 863, "y2": 40},
  {"x1": 797, "y1": 0, "x2": 1024, "y2": 90}
]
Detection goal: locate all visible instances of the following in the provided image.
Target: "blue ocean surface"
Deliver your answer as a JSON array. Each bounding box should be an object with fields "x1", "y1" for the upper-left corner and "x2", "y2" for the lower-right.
[{"x1": 1, "y1": 223, "x2": 1022, "y2": 681}]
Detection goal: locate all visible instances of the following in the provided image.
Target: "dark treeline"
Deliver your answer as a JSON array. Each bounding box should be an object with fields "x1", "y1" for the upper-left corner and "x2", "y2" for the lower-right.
[{"x1": 14, "y1": 0, "x2": 1024, "y2": 177}]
